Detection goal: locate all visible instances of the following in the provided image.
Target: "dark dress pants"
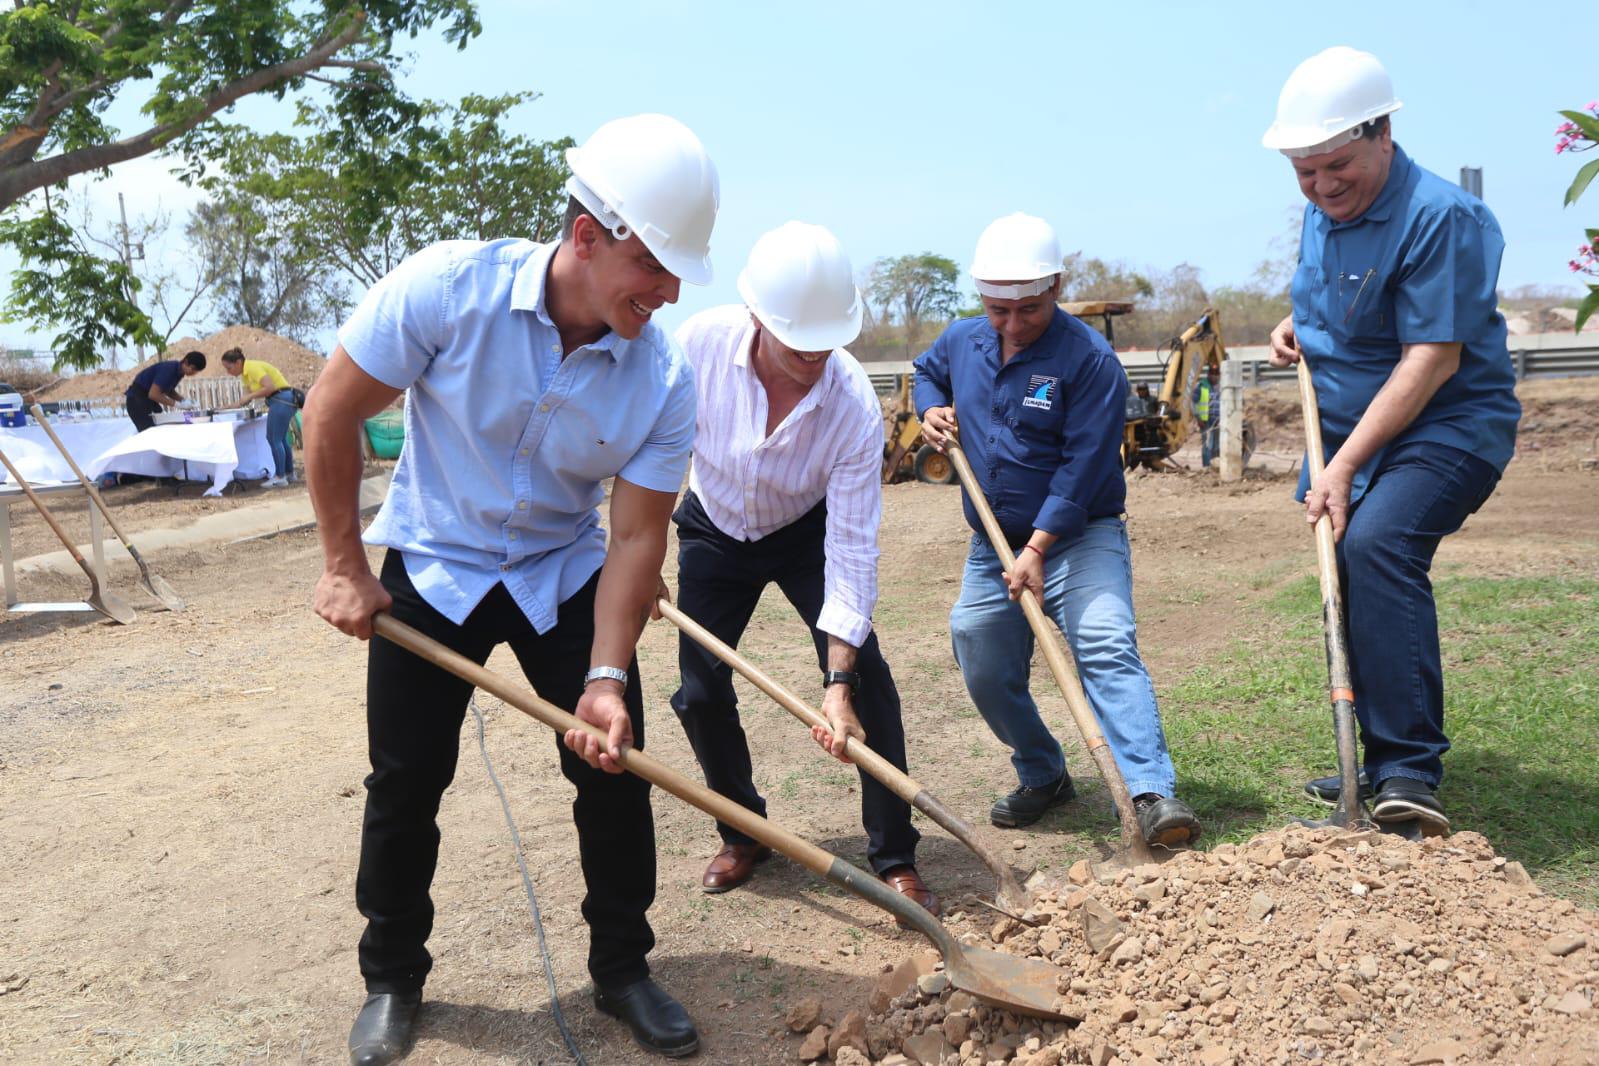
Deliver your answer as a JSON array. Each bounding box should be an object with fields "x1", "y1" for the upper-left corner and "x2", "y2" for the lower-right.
[
  {"x1": 125, "y1": 388, "x2": 159, "y2": 432},
  {"x1": 1338, "y1": 441, "x2": 1501, "y2": 789},
  {"x1": 669, "y1": 492, "x2": 919, "y2": 875},
  {"x1": 357, "y1": 550, "x2": 655, "y2": 994}
]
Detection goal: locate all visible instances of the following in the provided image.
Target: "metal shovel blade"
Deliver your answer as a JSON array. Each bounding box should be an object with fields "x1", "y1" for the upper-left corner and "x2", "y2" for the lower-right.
[
  {"x1": 90, "y1": 586, "x2": 139, "y2": 626},
  {"x1": 136, "y1": 556, "x2": 186, "y2": 612}
]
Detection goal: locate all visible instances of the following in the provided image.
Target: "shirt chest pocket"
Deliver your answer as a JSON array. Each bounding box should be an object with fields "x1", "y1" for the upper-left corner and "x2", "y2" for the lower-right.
[
  {"x1": 1330, "y1": 266, "x2": 1398, "y2": 345},
  {"x1": 1011, "y1": 397, "x2": 1063, "y2": 442}
]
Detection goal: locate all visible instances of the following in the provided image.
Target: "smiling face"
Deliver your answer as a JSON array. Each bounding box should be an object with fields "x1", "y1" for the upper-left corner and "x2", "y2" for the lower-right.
[
  {"x1": 980, "y1": 276, "x2": 1061, "y2": 355},
  {"x1": 571, "y1": 214, "x2": 683, "y2": 340},
  {"x1": 1290, "y1": 123, "x2": 1395, "y2": 223},
  {"x1": 749, "y1": 313, "x2": 832, "y2": 390}
]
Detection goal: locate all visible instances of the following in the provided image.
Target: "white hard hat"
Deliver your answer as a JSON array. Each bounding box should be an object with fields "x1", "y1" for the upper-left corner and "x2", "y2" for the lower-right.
[
  {"x1": 737, "y1": 222, "x2": 863, "y2": 352},
  {"x1": 970, "y1": 213, "x2": 1062, "y2": 299},
  {"x1": 565, "y1": 114, "x2": 720, "y2": 285},
  {"x1": 1262, "y1": 46, "x2": 1402, "y2": 158}
]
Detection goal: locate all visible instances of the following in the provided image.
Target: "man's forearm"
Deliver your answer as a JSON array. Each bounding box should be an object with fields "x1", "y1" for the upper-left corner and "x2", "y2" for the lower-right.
[
  {"x1": 1328, "y1": 342, "x2": 1461, "y2": 474},
  {"x1": 825, "y1": 634, "x2": 858, "y2": 672},
  {"x1": 305, "y1": 403, "x2": 370, "y2": 576},
  {"x1": 590, "y1": 530, "x2": 667, "y2": 671}
]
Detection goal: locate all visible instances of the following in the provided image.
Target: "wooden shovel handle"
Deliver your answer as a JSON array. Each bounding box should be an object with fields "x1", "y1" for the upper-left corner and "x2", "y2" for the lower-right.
[{"x1": 28, "y1": 405, "x2": 135, "y2": 548}]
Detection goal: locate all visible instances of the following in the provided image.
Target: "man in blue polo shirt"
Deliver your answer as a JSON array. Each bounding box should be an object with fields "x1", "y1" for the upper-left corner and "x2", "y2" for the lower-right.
[
  {"x1": 305, "y1": 114, "x2": 719, "y2": 1065},
  {"x1": 124, "y1": 350, "x2": 205, "y2": 431},
  {"x1": 914, "y1": 213, "x2": 1199, "y2": 846},
  {"x1": 1263, "y1": 48, "x2": 1519, "y2": 836}
]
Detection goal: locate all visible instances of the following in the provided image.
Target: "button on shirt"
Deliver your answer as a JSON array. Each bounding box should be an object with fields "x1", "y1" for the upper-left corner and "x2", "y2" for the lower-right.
[
  {"x1": 913, "y1": 309, "x2": 1127, "y2": 546},
  {"x1": 340, "y1": 238, "x2": 696, "y2": 631},
  {"x1": 1292, "y1": 144, "x2": 1520, "y2": 502},
  {"x1": 676, "y1": 305, "x2": 883, "y2": 647}
]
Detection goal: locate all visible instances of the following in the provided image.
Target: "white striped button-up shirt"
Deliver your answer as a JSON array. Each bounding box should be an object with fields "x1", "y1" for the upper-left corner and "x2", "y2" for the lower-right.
[{"x1": 676, "y1": 305, "x2": 884, "y2": 647}]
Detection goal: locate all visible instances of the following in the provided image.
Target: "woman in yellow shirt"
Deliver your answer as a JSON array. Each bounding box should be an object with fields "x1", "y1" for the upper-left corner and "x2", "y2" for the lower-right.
[{"x1": 220, "y1": 347, "x2": 297, "y2": 487}]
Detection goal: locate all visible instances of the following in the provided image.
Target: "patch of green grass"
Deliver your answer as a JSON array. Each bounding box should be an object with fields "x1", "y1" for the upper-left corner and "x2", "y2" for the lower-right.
[{"x1": 1164, "y1": 574, "x2": 1599, "y2": 904}]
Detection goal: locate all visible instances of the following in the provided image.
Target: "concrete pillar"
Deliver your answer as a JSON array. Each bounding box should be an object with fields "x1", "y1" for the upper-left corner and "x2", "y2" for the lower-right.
[{"x1": 1219, "y1": 358, "x2": 1244, "y2": 482}]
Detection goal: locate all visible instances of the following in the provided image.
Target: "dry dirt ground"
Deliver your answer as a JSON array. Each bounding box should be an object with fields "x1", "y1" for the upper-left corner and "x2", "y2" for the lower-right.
[{"x1": 2, "y1": 386, "x2": 1597, "y2": 1065}]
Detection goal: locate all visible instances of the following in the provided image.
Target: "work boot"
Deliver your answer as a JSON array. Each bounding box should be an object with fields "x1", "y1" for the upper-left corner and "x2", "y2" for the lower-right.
[
  {"x1": 990, "y1": 772, "x2": 1075, "y2": 828},
  {"x1": 595, "y1": 977, "x2": 700, "y2": 1058},
  {"x1": 1303, "y1": 771, "x2": 1373, "y2": 807},
  {"x1": 1134, "y1": 793, "x2": 1201, "y2": 848},
  {"x1": 1371, "y1": 777, "x2": 1449, "y2": 837},
  {"x1": 347, "y1": 990, "x2": 421, "y2": 1066}
]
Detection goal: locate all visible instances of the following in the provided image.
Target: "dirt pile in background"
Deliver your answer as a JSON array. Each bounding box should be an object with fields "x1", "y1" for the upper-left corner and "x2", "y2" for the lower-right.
[
  {"x1": 36, "y1": 326, "x2": 327, "y2": 401},
  {"x1": 789, "y1": 825, "x2": 1598, "y2": 1064}
]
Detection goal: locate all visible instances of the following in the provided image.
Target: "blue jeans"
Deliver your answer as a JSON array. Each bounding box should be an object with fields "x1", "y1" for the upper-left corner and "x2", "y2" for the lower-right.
[
  {"x1": 1200, "y1": 420, "x2": 1218, "y2": 468},
  {"x1": 266, "y1": 393, "x2": 297, "y2": 478},
  {"x1": 949, "y1": 517, "x2": 1176, "y2": 798},
  {"x1": 1339, "y1": 440, "x2": 1501, "y2": 789}
]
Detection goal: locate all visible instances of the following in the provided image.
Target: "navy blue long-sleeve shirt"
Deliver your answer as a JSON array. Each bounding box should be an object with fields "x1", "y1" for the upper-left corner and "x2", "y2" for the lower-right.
[{"x1": 913, "y1": 308, "x2": 1128, "y2": 547}]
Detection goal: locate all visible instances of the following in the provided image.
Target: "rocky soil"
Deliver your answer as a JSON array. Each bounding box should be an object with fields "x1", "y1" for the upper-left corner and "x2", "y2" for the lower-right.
[{"x1": 787, "y1": 826, "x2": 1598, "y2": 1065}]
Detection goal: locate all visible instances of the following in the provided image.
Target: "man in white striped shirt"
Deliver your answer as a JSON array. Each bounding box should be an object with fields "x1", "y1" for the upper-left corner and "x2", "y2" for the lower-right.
[{"x1": 669, "y1": 223, "x2": 937, "y2": 916}]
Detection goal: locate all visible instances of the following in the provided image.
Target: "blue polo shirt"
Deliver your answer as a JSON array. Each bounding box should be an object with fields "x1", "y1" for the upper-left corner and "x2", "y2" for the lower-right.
[
  {"x1": 913, "y1": 309, "x2": 1127, "y2": 546},
  {"x1": 339, "y1": 238, "x2": 696, "y2": 631},
  {"x1": 129, "y1": 360, "x2": 185, "y2": 396},
  {"x1": 1292, "y1": 144, "x2": 1520, "y2": 502}
]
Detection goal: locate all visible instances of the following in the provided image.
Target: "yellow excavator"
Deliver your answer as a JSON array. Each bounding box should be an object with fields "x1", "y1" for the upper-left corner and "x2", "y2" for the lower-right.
[{"x1": 880, "y1": 303, "x2": 1250, "y2": 482}]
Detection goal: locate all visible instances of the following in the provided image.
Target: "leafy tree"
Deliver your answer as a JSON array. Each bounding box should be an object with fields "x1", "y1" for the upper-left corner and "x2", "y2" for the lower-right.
[
  {"x1": 866, "y1": 252, "x2": 960, "y2": 355},
  {"x1": 0, "y1": 0, "x2": 479, "y2": 369},
  {"x1": 1060, "y1": 252, "x2": 1154, "y2": 304},
  {"x1": 1556, "y1": 101, "x2": 1599, "y2": 330}
]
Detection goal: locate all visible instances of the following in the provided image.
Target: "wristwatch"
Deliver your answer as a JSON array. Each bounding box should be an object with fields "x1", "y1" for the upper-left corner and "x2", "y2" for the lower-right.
[
  {"x1": 584, "y1": 665, "x2": 629, "y2": 688},
  {"x1": 822, "y1": 669, "x2": 861, "y2": 695}
]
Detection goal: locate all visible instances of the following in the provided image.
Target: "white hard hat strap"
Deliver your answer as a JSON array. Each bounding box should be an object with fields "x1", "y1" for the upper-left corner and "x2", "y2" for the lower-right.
[
  {"x1": 974, "y1": 275, "x2": 1058, "y2": 300},
  {"x1": 566, "y1": 175, "x2": 633, "y2": 240},
  {"x1": 1278, "y1": 120, "x2": 1371, "y2": 160}
]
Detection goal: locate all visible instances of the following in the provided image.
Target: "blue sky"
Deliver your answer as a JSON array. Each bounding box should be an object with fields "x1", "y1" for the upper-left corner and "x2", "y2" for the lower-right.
[{"x1": 3, "y1": 0, "x2": 1593, "y2": 355}]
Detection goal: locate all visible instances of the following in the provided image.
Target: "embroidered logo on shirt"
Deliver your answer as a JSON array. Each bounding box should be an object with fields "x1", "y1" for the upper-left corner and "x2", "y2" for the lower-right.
[{"x1": 1023, "y1": 375, "x2": 1058, "y2": 410}]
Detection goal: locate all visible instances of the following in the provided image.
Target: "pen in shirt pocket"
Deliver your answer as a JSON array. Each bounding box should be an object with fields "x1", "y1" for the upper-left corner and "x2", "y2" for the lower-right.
[{"x1": 1342, "y1": 267, "x2": 1376, "y2": 323}]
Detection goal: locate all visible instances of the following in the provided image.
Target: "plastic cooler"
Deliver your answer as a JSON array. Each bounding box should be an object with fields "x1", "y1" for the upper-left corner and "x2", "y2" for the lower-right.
[{"x1": 364, "y1": 411, "x2": 405, "y2": 460}]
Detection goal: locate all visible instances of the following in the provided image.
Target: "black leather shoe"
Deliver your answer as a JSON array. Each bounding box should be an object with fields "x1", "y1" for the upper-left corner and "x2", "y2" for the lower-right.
[
  {"x1": 1134, "y1": 793, "x2": 1202, "y2": 848},
  {"x1": 348, "y1": 991, "x2": 421, "y2": 1066},
  {"x1": 1372, "y1": 777, "x2": 1449, "y2": 837},
  {"x1": 990, "y1": 772, "x2": 1076, "y2": 828},
  {"x1": 595, "y1": 977, "x2": 700, "y2": 1058},
  {"x1": 1303, "y1": 771, "x2": 1373, "y2": 807}
]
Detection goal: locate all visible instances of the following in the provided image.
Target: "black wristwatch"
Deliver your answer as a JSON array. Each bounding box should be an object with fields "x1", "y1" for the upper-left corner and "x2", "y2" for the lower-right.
[{"x1": 822, "y1": 669, "x2": 861, "y2": 695}]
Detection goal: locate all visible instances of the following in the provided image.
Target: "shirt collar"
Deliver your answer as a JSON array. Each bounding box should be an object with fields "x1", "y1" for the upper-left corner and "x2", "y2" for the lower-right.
[
  {"x1": 971, "y1": 307, "x2": 1069, "y2": 361},
  {"x1": 510, "y1": 240, "x2": 627, "y2": 362},
  {"x1": 1330, "y1": 143, "x2": 1411, "y2": 228}
]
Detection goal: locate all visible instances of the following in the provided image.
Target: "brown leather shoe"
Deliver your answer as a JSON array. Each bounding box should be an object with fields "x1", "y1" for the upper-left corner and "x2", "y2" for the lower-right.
[
  {"x1": 880, "y1": 864, "x2": 940, "y2": 926},
  {"x1": 701, "y1": 843, "x2": 772, "y2": 893}
]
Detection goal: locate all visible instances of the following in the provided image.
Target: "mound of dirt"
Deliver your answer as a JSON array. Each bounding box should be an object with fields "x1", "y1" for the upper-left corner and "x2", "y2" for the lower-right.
[
  {"x1": 795, "y1": 825, "x2": 1597, "y2": 1064},
  {"x1": 37, "y1": 326, "x2": 328, "y2": 402}
]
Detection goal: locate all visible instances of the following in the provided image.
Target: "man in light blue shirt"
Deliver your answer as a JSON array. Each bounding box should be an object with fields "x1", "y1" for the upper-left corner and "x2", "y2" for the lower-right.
[
  {"x1": 1263, "y1": 49, "x2": 1518, "y2": 836},
  {"x1": 305, "y1": 114, "x2": 719, "y2": 1064}
]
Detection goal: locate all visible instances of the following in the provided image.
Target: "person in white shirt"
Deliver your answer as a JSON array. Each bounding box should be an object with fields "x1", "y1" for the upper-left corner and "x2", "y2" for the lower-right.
[{"x1": 669, "y1": 223, "x2": 937, "y2": 917}]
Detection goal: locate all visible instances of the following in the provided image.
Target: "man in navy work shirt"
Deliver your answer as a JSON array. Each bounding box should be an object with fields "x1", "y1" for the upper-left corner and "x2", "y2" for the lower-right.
[
  {"x1": 124, "y1": 350, "x2": 205, "y2": 432},
  {"x1": 1263, "y1": 48, "x2": 1519, "y2": 835},
  {"x1": 670, "y1": 223, "x2": 937, "y2": 917},
  {"x1": 914, "y1": 213, "x2": 1200, "y2": 846},
  {"x1": 305, "y1": 114, "x2": 719, "y2": 1065}
]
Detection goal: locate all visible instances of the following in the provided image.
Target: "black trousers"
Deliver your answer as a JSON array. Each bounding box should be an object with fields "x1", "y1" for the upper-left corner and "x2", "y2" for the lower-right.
[
  {"x1": 125, "y1": 389, "x2": 160, "y2": 432},
  {"x1": 669, "y1": 492, "x2": 919, "y2": 874},
  {"x1": 357, "y1": 550, "x2": 655, "y2": 994}
]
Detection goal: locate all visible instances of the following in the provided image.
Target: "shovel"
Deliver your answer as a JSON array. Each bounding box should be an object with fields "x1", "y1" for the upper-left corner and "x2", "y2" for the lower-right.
[
  {"x1": 1294, "y1": 360, "x2": 1372, "y2": 831},
  {"x1": 944, "y1": 442, "x2": 1159, "y2": 868},
  {"x1": 30, "y1": 405, "x2": 185, "y2": 612},
  {"x1": 0, "y1": 444, "x2": 137, "y2": 625},
  {"x1": 370, "y1": 612, "x2": 1075, "y2": 1020},
  {"x1": 655, "y1": 596, "x2": 1033, "y2": 916}
]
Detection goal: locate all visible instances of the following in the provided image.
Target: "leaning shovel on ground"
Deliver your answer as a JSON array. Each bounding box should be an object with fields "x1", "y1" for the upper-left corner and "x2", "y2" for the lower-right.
[
  {"x1": 0, "y1": 443, "x2": 137, "y2": 625},
  {"x1": 1293, "y1": 360, "x2": 1373, "y2": 832},
  {"x1": 943, "y1": 440, "x2": 1160, "y2": 869},
  {"x1": 369, "y1": 612, "x2": 1075, "y2": 1020},
  {"x1": 655, "y1": 596, "x2": 1033, "y2": 916},
  {"x1": 30, "y1": 405, "x2": 185, "y2": 612}
]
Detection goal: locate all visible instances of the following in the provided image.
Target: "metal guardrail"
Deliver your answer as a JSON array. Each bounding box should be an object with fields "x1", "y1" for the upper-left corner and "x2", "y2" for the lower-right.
[{"x1": 865, "y1": 333, "x2": 1599, "y2": 395}]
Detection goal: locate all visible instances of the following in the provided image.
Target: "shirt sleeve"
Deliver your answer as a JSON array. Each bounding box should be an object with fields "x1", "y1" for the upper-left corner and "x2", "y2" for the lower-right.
[
  {"x1": 912, "y1": 332, "x2": 953, "y2": 417},
  {"x1": 1033, "y1": 353, "x2": 1127, "y2": 542},
  {"x1": 617, "y1": 351, "x2": 697, "y2": 493},
  {"x1": 1394, "y1": 203, "x2": 1503, "y2": 345},
  {"x1": 816, "y1": 404, "x2": 884, "y2": 647},
  {"x1": 336, "y1": 245, "x2": 453, "y2": 391}
]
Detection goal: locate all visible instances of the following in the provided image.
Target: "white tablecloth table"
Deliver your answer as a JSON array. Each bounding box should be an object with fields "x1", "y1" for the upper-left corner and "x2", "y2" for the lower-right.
[
  {"x1": 0, "y1": 481, "x2": 109, "y2": 613},
  {"x1": 85, "y1": 418, "x2": 275, "y2": 496},
  {"x1": 0, "y1": 419, "x2": 137, "y2": 486}
]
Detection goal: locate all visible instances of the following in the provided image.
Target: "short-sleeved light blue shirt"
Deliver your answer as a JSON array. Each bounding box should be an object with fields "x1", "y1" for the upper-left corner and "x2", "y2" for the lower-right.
[
  {"x1": 1291, "y1": 144, "x2": 1520, "y2": 502},
  {"x1": 339, "y1": 238, "x2": 696, "y2": 631}
]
